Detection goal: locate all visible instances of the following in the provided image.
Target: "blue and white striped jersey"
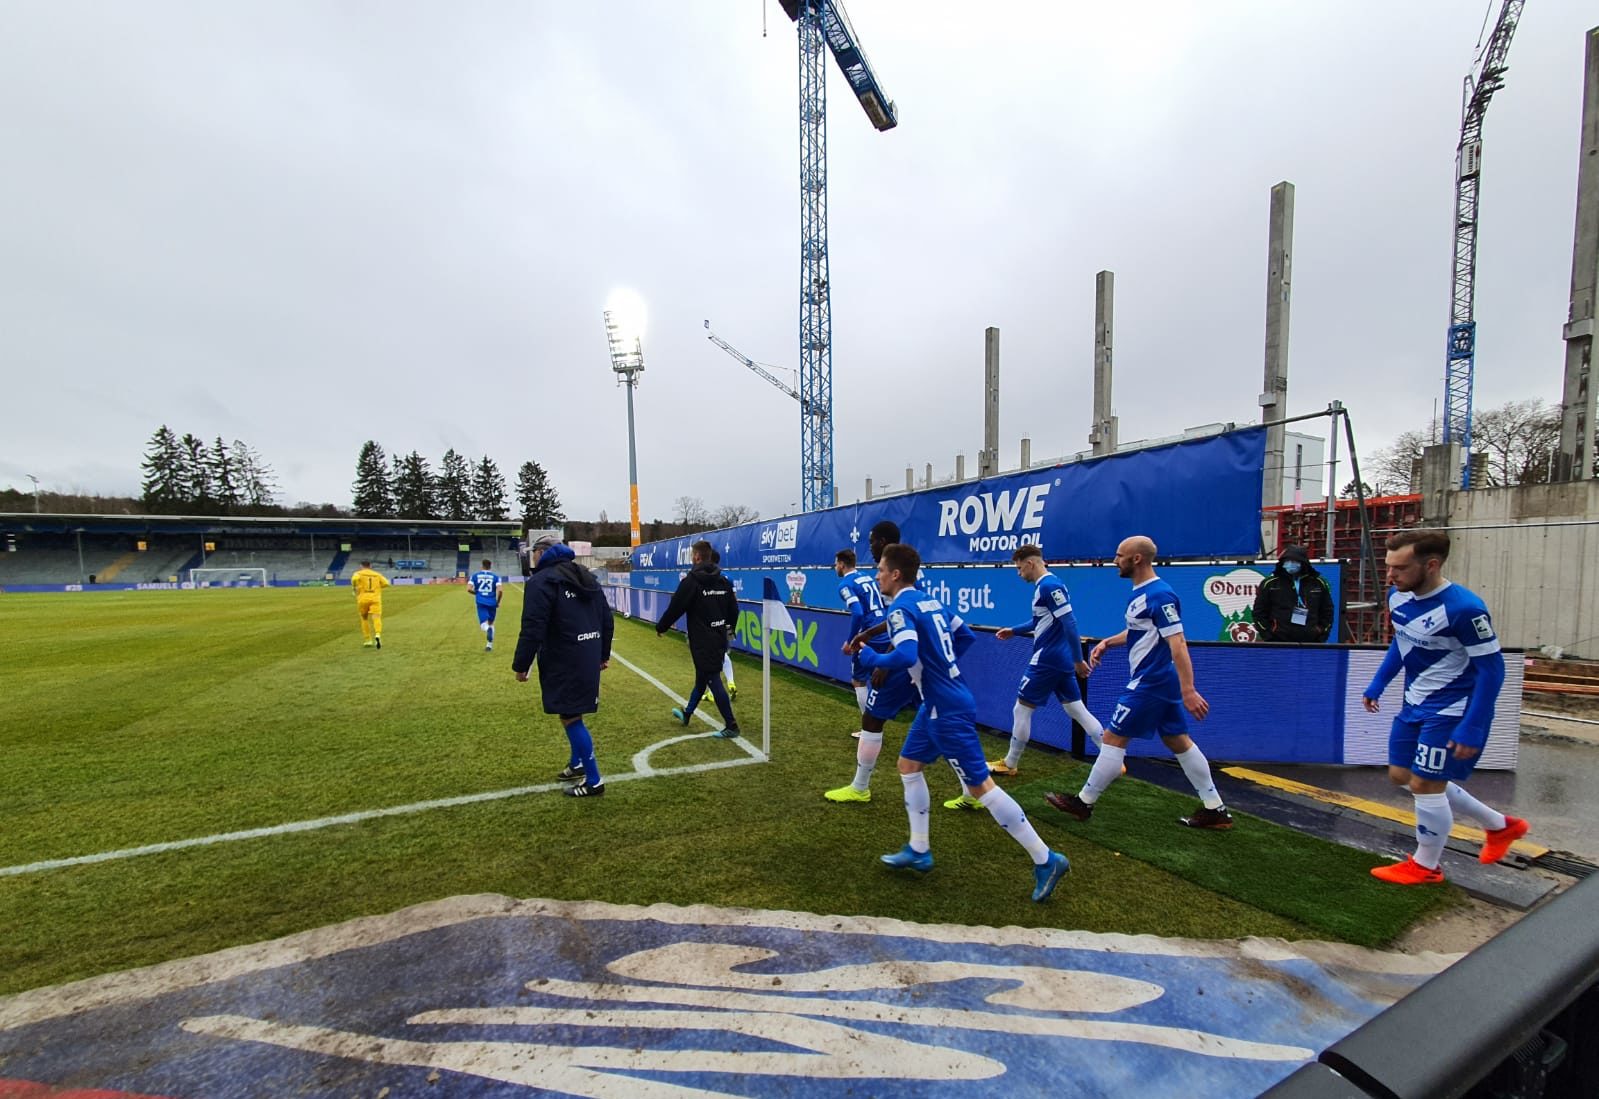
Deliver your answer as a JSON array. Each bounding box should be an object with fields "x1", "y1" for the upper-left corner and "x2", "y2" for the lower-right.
[
  {"x1": 837, "y1": 569, "x2": 890, "y2": 651},
  {"x1": 1365, "y1": 581, "x2": 1505, "y2": 747},
  {"x1": 1009, "y1": 571, "x2": 1084, "y2": 670},
  {"x1": 859, "y1": 587, "x2": 976, "y2": 718},
  {"x1": 1123, "y1": 577, "x2": 1184, "y2": 700}
]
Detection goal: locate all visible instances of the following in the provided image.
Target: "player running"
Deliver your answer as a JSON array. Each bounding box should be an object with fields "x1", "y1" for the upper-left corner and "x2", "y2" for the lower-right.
[
  {"x1": 991, "y1": 543, "x2": 1104, "y2": 777},
  {"x1": 1045, "y1": 535, "x2": 1233, "y2": 829},
  {"x1": 469, "y1": 558, "x2": 503, "y2": 652},
  {"x1": 1362, "y1": 529, "x2": 1528, "y2": 884},
  {"x1": 854, "y1": 542, "x2": 1070, "y2": 903},
  {"x1": 349, "y1": 560, "x2": 390, "y2": 649}
]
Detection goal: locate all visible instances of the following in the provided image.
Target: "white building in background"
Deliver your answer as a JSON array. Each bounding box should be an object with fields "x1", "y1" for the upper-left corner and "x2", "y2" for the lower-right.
[{"x1": 1278, "y1": 430, "x2": 1326, "y2": 507}]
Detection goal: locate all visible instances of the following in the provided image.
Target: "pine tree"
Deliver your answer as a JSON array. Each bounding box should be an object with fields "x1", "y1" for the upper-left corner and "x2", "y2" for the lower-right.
[
  {"x1": 516, "y1": 460, "x2": 564, "y2": 527},
  {"x1": 179, "y1": 433, "x2": 213, "y2": 511},
  {"x1": 140, "y1": 425, "x2": 185, "y2": 513},
  {"x1": 352, "y1": 441, "x2": 394, "y2": 517},
  {"x1": 437, "y1": 449, "x2": 473, "y2": 521},
  {"x1": 394, "y1": 451, "x2": 436, "y2": 518},
  {"x1": 210, "y1": 436, "x2": 240, "y2": 512},
  {"x1": 471, "y1": 455, "x2": 508, "y2": 521}
]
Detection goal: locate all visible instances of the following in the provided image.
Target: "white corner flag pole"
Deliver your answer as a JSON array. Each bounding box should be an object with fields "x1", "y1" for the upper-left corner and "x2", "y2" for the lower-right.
[{"x1": 759, "y1": 577, "x2": 797, "y2": 763}]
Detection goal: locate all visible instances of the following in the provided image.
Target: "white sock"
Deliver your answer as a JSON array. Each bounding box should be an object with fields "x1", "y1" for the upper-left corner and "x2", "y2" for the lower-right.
[
  {"x1": 480, "y1": 620, "x2": 489, "y2": 633},
  {"x1": 1446, "y1": 782, "x2": 1507, "y2": 832},
  {"x1": 1081, "y1": 744, "x2": 1126, "y2": 804},
  {"x1": 901, "y1": 771, "x2": 931, "y2": 853},
  {"x1": 1006, "y1": 702, "x2": 1033, "y2": 769},
  {"x1": 722, "y1": 654, "x2": 735, "y2": 686},
  {"x1": 854, "y1": 684, "x2": 869, "y2": 712},
  {"x1": 852, "y1": 732, "x2": 883, "y2": 792},
  {"x1": 1175, "y1": 745, "x2": 1224, "y2": 810},
  {"x1": 1062, "y1": 699, "x2": 1104, "y2": 748},
  {"x1": 979, "y1": 786, "x2": 1050, "y2": 864},
  {"x1": 1412, "y1": 791, "x2": 1452, "y2": 869}
]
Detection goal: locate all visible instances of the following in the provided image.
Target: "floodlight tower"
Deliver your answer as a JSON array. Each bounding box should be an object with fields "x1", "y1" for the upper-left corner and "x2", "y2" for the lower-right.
[
  {"x1": 778, "y1": 0, "x2": 897, "y2": 511},
  {"x1": 604, "y1": 297, "x2": 646, "y2": 547}
]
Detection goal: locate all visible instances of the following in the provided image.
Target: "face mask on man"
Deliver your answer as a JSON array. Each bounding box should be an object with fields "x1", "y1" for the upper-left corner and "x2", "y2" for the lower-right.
[{"x1": 1282, "y1": 560, "x2": 1302, "y2": 575}]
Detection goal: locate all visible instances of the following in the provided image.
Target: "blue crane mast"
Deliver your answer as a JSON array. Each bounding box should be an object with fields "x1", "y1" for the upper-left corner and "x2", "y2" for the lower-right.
[
  {"x1": 1443, "y1": 0, "x2": 1525, "y2": 487},
  {"x1": 778, "y1": 0, "x2": 897, "y2": 511}
]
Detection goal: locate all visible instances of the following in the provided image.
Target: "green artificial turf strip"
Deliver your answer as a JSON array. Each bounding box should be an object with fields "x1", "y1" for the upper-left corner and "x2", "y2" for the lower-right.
[{"x1": 0, "y1": 590, "x2": 1452, "y2": 994}]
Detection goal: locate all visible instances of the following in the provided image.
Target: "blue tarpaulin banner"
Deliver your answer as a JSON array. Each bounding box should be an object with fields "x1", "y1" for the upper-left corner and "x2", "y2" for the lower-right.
[{"x1": 630, "y1": 428, "x2": 1268, "y2": 572}]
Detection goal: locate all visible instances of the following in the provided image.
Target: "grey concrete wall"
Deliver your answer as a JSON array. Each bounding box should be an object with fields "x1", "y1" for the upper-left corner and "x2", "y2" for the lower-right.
[{"x1": 1445, "y1": 480, "x2": 1599, "y2": 656}]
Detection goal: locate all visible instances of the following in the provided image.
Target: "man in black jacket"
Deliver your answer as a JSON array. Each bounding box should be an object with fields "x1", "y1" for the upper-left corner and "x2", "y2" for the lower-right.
[
  {"x1": 657, "y1": 539, "x2": 740, "y2": 738},
  {"x1": 512, "y1": 534, "x2": 615, "y2": 798},
  {"x1": 1252, "y1": 544, "x2": 1335, "y2": 643}
]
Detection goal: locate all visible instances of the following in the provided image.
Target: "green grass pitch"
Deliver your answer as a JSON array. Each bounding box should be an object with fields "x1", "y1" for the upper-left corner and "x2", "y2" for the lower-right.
[{"x1": 0, "y1": 585, "x2": 1454, "y2": 995}]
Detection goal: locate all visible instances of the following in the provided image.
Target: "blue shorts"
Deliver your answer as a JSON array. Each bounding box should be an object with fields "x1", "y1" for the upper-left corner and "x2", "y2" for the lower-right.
[
  {"x1": 900, "y1": 706, "x2": 991, "y2": 788},
  {"x1": 1018, "y1": 664, "x2": 1082, "y2": 707},
  {"x1": 1388, "y1": 713, "x2": 1480, "y2": 782},
  {"x1": 1106, "y1": 689, "x2": 1188, "y2": 741},
  {"x1": 863, "y1": 666, "x2": 919, "y2": 721},
  {"x1": 476, "y1": 602, "x2": 498, "y2": 624}
]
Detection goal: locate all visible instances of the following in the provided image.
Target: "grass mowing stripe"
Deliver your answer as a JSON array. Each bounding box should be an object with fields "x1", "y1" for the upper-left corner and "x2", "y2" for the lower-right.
[{"x1": 609, "y1": 650, "x2": 727, "y2": 731}]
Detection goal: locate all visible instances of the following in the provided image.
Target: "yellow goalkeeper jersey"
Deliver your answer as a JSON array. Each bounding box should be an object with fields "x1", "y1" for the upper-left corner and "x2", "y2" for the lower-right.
[{"x1": 350, "y1": 568, "x2": 390, "y2": 598}]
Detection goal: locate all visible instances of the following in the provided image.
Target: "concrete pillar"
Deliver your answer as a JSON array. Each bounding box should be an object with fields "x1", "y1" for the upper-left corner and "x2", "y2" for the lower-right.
[
  {"x1": 924, "y1": 462, "x2": 932, "y2": 488},
  {"x1": 1557, "y1": 27, "x2": 1599, "y2": 482},
  {"x1": 1260, "y1": 181, "x2": 1294, "y2": 506},
  {"x1": 1020, "y1": 436, "x2": 1032, "y2": 469},
  {"x1": 865, "y1": 477, "x2": 874, "y2": 500},
  {"x1": 1089, "y1": 270, "x2": 1118, "y2": 455},
  {"x1": 905, "y1": 466, "x2": 914, "y2": 492},
  {"x1": 955, "y1": 453, "x2": 966, "y2": 482},
  {"x1": 980, "y1": 327, "x2": 1000, "y2": 477},
  {"x1": 1420, "y1": 442, "x2": 1462, "y2": 524}
]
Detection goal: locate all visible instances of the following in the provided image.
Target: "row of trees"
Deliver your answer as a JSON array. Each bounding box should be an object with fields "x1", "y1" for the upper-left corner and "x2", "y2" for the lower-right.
[
  {"x1": 1358, "y1": 398, "x2": 1591, "y2": 496},
  {"x1": 351, "y1": 442, "x2": 564, "y2": 525},
  {"x1": 140, "y1": 427, "x2": 277, "y2": 514},
  {"x1": 671, "y1": 496, "x2": 760, "y2": 529}
]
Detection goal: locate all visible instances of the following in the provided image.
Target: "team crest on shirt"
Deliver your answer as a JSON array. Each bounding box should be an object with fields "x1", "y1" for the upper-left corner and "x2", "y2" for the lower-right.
[{"x1": 1471, "y1": 614, "x2": 1493, "y2": 640}]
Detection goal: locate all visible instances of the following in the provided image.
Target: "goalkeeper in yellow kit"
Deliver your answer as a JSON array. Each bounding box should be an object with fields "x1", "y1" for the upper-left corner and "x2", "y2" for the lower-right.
[{"x1": 349, "y1": 560, "x2": 390, "y2": 648}]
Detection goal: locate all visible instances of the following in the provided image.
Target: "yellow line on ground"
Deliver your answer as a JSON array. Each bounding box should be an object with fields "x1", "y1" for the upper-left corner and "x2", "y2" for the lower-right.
[{"x1": 1220, "y1": 767, "x2": 1547, "y2": 858}]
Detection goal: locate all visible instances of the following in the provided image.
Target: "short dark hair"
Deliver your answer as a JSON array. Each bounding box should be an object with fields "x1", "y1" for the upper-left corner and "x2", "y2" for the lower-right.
[
  {"x1": 879, "y1": 542, "x2": 920, "y2": 585},
  {"x1": 869, "y1": 520, "x2": 900, "y2": 545},
  {"x1": 711, "y1": 548, "x2": 721, "y2": 564},
  {"x1": 482, "y1": 558, "x2": 492, "y2": 568},
  {"x1": 1012, "y1": 543, "x2": 1043, "y2": 563},
  {"x1": 835, "y1": 548, "x2": 856, "y2": 568},
  {"x1": 361, "y1": 560, "x2": 371, "y2": 567},
  {"x1": 691, "y1": 539, "x2": 715, "y2": 562},
  {"x1": 1386, "y1": 528, "x2": 1450, "y2": 561}
]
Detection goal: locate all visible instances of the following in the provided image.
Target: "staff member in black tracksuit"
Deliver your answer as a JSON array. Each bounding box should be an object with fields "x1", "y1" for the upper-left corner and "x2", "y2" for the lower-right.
[
  {"x1": 657, "y1": 539, "x2": 741, "y2": 738},
  {"x1": 1252, "y1": 544, "x2": 1335, "y2": 643},
  {"x1": 513, "y1": 534, "x2": 615, "y2": 798}
]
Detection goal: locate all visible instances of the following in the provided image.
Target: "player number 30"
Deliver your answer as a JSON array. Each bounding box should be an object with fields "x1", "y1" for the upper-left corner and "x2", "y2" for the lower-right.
[{"x1": 1413, "y1": 744, "x2": 1449, "y2": 774}]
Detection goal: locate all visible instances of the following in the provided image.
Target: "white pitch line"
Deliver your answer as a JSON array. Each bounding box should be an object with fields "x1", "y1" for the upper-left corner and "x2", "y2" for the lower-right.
[{"x1": 0, "y1": 647, "x2": 762, "y2": 879}]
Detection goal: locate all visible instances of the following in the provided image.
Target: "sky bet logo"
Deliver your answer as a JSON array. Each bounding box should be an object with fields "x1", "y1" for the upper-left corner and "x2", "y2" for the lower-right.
[
  {"x1": 937, "y1": 482, "x2": 1051, "y2": 553},
  {"x1": 760, "y1": 520, "x2": 799, "y2": 551}
]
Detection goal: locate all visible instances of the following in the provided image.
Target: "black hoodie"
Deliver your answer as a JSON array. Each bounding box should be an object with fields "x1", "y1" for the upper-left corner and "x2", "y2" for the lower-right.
[
  {"x1": 657, "y1": 561, "x2": 739, "y2": 657},
  {"x1": 512, "y1": 543, "x2": 614, "y2": 713},
  {"x1": 1251, "y1": 545, "x2": 1334, "y2": 643}
]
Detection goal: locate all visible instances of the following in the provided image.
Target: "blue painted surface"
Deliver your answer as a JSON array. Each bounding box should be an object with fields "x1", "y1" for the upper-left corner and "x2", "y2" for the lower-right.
[{"x1": 0, "y1": 898, "x2": 1440, "y2": 1097}]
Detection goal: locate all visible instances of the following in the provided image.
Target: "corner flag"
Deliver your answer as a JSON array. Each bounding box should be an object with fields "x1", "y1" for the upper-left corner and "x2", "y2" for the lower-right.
[{"x1": 759, "y1": 577, "x2": 797, "y2": 759}]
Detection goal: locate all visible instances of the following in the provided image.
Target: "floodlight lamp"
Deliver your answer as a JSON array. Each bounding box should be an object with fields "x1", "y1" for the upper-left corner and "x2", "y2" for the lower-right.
[{"x1": 604, "y1": 288, "x2": 646, "y2": 372}]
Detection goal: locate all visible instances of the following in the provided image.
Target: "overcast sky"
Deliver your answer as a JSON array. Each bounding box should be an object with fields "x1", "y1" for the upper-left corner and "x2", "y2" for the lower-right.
[{"x1": 2, "y1": 1, "x2": 1592, "y2": 520}]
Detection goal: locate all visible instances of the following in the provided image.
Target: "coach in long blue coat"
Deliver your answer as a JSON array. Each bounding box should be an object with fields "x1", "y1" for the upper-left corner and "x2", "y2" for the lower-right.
[{"x1": 512, "y1": 535, "x2": 615, "y2": 799}]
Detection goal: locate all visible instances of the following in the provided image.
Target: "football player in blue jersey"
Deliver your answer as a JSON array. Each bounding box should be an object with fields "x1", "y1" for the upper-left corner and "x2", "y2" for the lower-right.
[
  {"x1": 469, "y1": 558, "x2": 503, "y2": 652},
  {"x1": 853, "y1": 543, "x2": 1070, "y2": 902},
  {"x1": 992, "y1": 543, "x2": 1105, "y2": 776},
  {"x1": 1046, "y1": 535, "x2": 1234, "y2": 829},
  {"x1": 825, "y1": 544, "x2": 921, "y2": 803},
  {"x1": 1362, "y1": 529, "x2": 1527, "y2": 884}
]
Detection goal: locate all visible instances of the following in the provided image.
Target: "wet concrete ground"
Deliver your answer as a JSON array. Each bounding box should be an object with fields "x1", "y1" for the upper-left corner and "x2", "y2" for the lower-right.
[{"x1": 1247, "y1": 716, "x2": 1599, "y2": 862}]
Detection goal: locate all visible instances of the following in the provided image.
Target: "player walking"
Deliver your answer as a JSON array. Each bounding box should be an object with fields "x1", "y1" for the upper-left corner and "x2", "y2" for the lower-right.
[
  {"x1": 1045, "y1": 535, "x2": 1233, "y2": 829},
  {"x1": 1362, "y1": 529, "x2": 1528, "y2": 884},
  {"x1": 349, "y1": 560, "x2": 390, "y2": 649},
  {"x1": 855, "y1": 543, "x2": 1070, "y2": 902}
]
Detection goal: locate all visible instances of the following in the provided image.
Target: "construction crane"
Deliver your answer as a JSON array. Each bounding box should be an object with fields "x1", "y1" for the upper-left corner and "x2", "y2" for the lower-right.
[
  {"x1": 704, "y1": 320, "x2": 810, "y2": 411},
  {"x1": 1443, "y1": 0, "x2": 1525, "y2": 487},
  {"x1": 777, "y1": 0, "x2": 898, "y2": 511}
]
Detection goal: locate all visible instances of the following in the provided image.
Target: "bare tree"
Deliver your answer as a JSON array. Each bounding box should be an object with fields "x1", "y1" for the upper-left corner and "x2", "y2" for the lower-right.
[
  {"x1": 673, "y1": 495, "x2": 709, "y2": 526},
  {"x1": 1365, "y1": 428, "x2": 1432, "y2": 495},
  {"x1": 1470, "y1": 399, "x2": 1561, "y2": 486},
  {"x1": 709, "y1": 503, "x2": 759, "y2": 527}
]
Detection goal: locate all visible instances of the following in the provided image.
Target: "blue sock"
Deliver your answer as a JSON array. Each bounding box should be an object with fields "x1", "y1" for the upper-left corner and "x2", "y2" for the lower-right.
[
  {"x1": 486, "y1": 624, "x2": 494, "y2": 643},
  {"x1": 565, "y1": 720, "x2": 599, "y2": 785}
]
